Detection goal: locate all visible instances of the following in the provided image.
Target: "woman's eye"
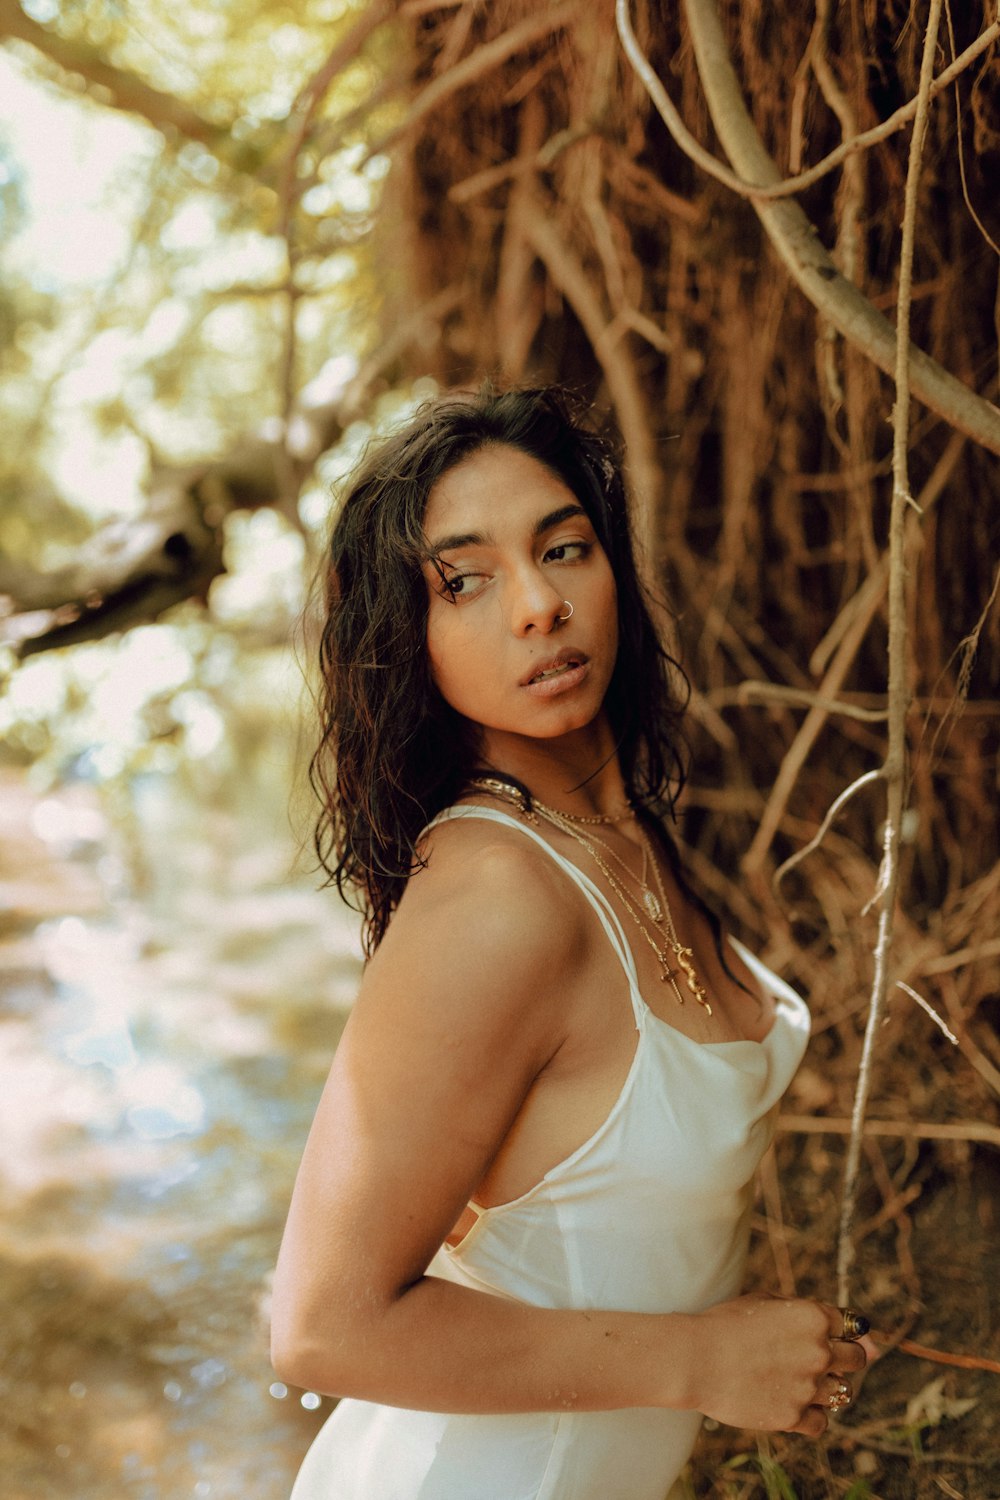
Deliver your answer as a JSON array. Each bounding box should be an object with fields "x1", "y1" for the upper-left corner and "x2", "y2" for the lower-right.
[
  {"x1": 439, "y1": 569, "x2": 486, "y2": 600},
  {"x1": 544, "y1": 541, "x2": 590, "y2": 564}
]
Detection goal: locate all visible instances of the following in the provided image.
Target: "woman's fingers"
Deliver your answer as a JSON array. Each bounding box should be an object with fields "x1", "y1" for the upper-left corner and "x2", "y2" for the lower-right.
[
  {"x1": 787, "y1": 1372, "x2": 855, "y2": 1438},
  {"x1": 815, "y1": 1300, "x2": 871, "y2": 1343},
  {"x1": 793, "y1": 1403, "x2": 828, "y2": 1438},
  {"x1": 696, "y1": 1293, "x2": 872, "y2": 1436},
  {"x1": 858, "y1": 1331, "x2": 881, "y2": 1365},
  {"x1": 827, "y1": 1337, "x2": 867, "y2": 1374},
  {"x1": 818, "y1": 1372, "x2": 854, "y2": 1408}
]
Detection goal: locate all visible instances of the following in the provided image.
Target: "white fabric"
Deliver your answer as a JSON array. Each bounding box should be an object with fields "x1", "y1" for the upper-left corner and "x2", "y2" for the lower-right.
[{"x1": 290, "y1": 806, "x2": 810, "y2": 1499}]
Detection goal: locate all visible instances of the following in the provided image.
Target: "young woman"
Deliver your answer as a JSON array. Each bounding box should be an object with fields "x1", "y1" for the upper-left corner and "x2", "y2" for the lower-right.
[{"x1": 271, "y1": 387, "x2": 869, "y2": 1500}]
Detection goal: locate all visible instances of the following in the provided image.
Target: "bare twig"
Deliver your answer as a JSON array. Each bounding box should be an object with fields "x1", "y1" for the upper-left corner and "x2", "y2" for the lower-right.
[
  {"x1": 746, "y1": 404, "x2": 965, "y2": 875},
  {"x1": 723, "y1": 683, "x2": 888, "y2": 723},
  {"x1": 743, "y1": 574, "x2": 883, "y2": 874},
  {"x1": 943, "y1": 0, "x2": 1000, "y2": 257},
  {"x1": 871, "y1": 1332, "x2": 1000, "y2": 1376},
  {"x1": 772, "y1": 769, "x2": 882, "y2": 889},
  {"x1": 896, "y1": 981, "x2": 959, "y2": 1046},
  {"x1": 810, "y1": 428, "x2": 965, "y2": 675},
  {"x1": 924, "y1": 559, "x2": 1000, "y2": 769},
  {"x1": 758, "y1": 1147, "x2": 797, "y2": 1297},
  {"x1": 918, "y1": 938, "x2": 1000, "y2": 976},
  {"x1": 777, "y1": 1114, "x2": 1000, "y2": 1150},
  {"x1": 836, "y1": 0, "x2": 945, "y2": 1305}
]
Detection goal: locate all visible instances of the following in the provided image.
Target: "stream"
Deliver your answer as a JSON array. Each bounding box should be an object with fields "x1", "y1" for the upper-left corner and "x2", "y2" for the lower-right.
[{"x1": 1, "y1": 766, "x2": 362, "y2": 1499}]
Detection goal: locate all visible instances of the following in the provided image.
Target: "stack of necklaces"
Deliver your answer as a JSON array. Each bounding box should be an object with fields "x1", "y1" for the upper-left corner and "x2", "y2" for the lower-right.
[{"x1": 468, "y1": 776, "x2": 712, "y2": 1015}]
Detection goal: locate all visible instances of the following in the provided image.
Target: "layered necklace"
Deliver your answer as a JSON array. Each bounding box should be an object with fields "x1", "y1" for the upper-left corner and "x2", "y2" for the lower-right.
[{"x1": 467, "y1": 776, "x2": 713, "y2": 1014}]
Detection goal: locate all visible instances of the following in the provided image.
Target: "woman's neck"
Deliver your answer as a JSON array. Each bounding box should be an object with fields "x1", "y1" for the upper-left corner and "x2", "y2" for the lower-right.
[{"x1": 474, "y1": 722, "x2": 629, "y2": 821}]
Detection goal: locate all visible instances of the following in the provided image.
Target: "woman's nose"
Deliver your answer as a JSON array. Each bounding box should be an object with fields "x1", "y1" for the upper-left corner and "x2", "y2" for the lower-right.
[{"x1": 508, "y1": 569, "x2": 565, "y2": 636}]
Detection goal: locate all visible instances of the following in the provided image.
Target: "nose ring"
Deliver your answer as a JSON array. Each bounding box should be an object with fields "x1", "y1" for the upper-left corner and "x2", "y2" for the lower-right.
[{"x1": 556, "y1": 600, "x2": 574, "y2": 621}]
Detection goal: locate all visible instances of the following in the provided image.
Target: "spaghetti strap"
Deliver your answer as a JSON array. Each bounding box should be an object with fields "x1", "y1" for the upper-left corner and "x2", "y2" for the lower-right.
[{"x1": 424, "y1": 804, "x2": 645, "y2": 1028}]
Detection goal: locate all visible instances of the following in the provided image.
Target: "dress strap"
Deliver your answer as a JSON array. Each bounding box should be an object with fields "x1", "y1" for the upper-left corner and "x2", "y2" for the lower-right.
[{"x1": 424, "y1": 804, "x2": 645, "y2": 1027}]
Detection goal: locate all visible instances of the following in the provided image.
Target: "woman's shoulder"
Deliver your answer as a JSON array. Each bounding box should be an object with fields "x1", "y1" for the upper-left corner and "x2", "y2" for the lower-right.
[
  {"x1": 369, "y1": 809, "x2": 590, "y2": 997},
  {"x1": 412, "y1": 807, "x2": 581, "y2": 926},
  {"x1": 355, "y1": 810, "x2": 587, "y2": 1056}
]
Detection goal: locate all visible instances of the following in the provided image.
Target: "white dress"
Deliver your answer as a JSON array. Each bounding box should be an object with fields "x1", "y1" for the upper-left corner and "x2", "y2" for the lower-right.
[{"x1": 289, "y1": 806, "x2": 811, "y2": 1500}]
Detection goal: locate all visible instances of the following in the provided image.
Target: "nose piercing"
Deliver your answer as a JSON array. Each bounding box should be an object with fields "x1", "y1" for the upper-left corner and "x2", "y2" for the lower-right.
[{"x1": 556, "y1": 601, "x2": 574, "y2": 621}]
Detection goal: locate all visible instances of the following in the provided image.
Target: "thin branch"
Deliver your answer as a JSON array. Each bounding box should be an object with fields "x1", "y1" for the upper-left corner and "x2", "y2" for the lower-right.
[
  {"x1": 895, "y1": 981, "x2": 959, "y2": 1046},
  {"x1": 772, "y1": 769, "x2": 883, "y2": 889},
  {"x1": 777, "y1": 1114, "x2": 1000, "y2": 1150},
  {"x1": 766, "y1": 19, "x2": 1000, "y2": 203},
  {"x1": 758, "y1": 1147, "x2": 797, "y2": 1297},
  {"x1": 721, "y1": 682, "x2": 888, "y2": 722},
  {"x1": 624, "y1": 0, "x2": 1000, "y2": 455},
  {"x1": 615, "y1": 0, "x2": 1000, "y2": 204},
  {"x1": 519, "y1": 195, "x2": 662, "y2": 569},
  {"x1": 614, "y1": 0, "x2": 752, "y2": 196},
  {"x1": 918, "y1": 937, "x2": 1000, "y2": 976},
  {"x1": 447, "y1": 124, "x2": 595, "y2": 204},
  {"x1": 744, "y1": 406, "x2": 964, "y2": 874},
  {"x1": 938, "y1": 981, "x2": 1000, "y2": 1101},
  {"x1": 836, "y1": 0, "x2": 944, "y2": 1307},
  {"x1": 876, "y1": 1335, "x2": 1000, "y2": 1377},
  {"x1": 944, "y1": 0, "x2": 1000, "y2": 258},
  {"x1": 363, "y1": 3, "x2": 579, "y2": 162},
  {"x1": 924, "y1": 558, "x2": 1000, "y2": 770},
  {"x1": 284, "y1": 0, "x2": 394, "y2": 174},
  {"x1": 743, "y1": 570, "x2": 884, "y2": 874}
]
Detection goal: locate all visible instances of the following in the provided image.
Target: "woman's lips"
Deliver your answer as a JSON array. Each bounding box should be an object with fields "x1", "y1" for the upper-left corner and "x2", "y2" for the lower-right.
[{"x1": 521, "y1": 654, "x2": 591, "y2": 698}]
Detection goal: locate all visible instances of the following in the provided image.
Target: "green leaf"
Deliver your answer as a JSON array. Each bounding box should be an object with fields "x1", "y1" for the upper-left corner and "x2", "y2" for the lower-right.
[{"x1": 755, "y1": 1455, "x2": 798, "y2": 1500}]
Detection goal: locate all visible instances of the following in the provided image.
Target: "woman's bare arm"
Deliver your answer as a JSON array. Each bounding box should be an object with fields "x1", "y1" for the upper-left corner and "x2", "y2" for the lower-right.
[{"x1": 270, "y1": 833, "x2": 861, "y2": 1435}]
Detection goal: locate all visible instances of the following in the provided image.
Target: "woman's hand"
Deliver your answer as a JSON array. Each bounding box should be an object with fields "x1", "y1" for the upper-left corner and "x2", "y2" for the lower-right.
[{"x1": 689, "y1": 1294, "x2": 868, "y2": 1436}]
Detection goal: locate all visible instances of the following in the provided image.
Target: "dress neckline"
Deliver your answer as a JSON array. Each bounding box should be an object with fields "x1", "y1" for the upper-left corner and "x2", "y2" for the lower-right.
[{"x1": 425, "y1": 803, "x2": 809, "y2": 1051}]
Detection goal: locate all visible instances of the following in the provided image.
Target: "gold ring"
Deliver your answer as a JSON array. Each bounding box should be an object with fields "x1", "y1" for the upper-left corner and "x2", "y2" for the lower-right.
[
  {"x1": 827, "y1": 1380, "x2": 852, "y2": 1411},
  {"x1": 839, "y1": 1308, "x2": 869, "y2": 1341}
]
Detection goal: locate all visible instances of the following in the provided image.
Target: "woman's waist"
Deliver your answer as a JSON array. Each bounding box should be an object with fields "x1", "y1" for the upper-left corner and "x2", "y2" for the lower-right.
[{"x1": 429, "y1": 1198, "x2": 753, "y2": 1314}]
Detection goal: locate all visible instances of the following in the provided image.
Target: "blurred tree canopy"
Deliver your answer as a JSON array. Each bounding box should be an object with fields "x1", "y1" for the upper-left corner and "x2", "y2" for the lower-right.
[{"x1": 1, "y1": 0, "x2": 998, "y2": 945}]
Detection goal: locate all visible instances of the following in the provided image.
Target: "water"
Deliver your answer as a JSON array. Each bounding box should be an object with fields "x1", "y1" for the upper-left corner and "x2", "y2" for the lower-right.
[{"x1": 0, "y1": 770, "x2": 362, "y2": 1499}]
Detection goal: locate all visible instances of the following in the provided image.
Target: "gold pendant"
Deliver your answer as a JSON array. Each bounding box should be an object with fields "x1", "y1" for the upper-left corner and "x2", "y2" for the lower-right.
[
  {"x1": 643, "y1": 889, "x2": 663, "y2": 922},
  {"x1": 671, "y1": 943, "x2": 713, "y2": 1015},
  {"x1": 658, "y1": 958, "x2": 686, "y2": 1006}
]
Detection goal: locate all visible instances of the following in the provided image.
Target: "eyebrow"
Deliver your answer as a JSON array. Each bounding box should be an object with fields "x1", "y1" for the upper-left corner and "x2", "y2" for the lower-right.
[{"x1": 426, "y1": 503, "x2": 588, "y2": 558}]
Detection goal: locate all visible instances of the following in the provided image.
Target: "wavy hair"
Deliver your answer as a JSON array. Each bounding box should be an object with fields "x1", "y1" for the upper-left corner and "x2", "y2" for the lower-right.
[{"x1": 310, "y1": 385, "x2": 690, "y2": 955}]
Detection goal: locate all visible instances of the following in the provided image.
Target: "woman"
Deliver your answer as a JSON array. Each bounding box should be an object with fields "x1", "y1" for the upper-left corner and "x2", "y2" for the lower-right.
[{"x1": 271, "y1": 387, "x2": 868, "y2": 1499}]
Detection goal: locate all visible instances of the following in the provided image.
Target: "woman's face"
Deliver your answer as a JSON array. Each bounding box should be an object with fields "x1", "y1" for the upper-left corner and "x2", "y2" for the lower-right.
[{"x1": 421, "y1": 444, "x2": 619, "y2": 762}]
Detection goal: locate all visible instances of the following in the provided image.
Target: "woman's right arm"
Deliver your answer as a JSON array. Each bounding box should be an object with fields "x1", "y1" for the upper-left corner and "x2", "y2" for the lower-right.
[{"x1": 270, "y1": 834, "x2": 861, "y2": 1436}]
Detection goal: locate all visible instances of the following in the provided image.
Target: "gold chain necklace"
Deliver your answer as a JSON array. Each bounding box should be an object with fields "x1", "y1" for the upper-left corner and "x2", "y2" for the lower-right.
[
  {"x1": 529, "y1": 802, "x2": 713, "y2": 1015},
  {"x1": 468, "y1": 777, "x2": 634, "y2": 825},
  {"x1": 535, "y1": 803, "x2": 650, "y2": 897},
  {"x1": 641, "y1": 828, "x2": 713, "y2": 1012}
]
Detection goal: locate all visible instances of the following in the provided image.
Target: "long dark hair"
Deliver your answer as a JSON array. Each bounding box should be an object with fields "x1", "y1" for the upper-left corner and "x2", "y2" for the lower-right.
[{"x1": 311, "y1": 385, "x2": 690, "y2": 955}]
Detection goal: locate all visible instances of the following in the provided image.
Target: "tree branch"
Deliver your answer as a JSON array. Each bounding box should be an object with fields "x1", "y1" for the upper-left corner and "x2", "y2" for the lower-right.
[
  {"x1": 0, "y1": 0, "x2": 228, "y2": 149},
  {"x1": 618, "y1": 0, "x2": 1000, "y2": 455},
  {"x1": 836, "y1": 0, "x2": 944, "y2": 1306}
]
